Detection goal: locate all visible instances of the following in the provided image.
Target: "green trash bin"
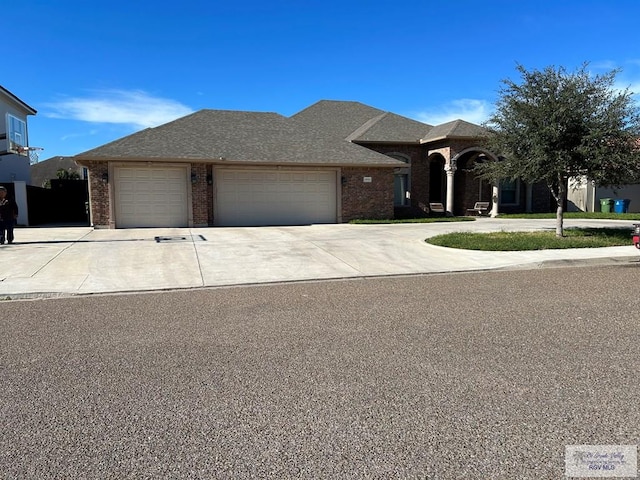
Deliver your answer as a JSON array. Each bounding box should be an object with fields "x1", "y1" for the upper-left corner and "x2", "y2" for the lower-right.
[{"x1": 600, "y1": 198, "x2": 613, "y2": 213}]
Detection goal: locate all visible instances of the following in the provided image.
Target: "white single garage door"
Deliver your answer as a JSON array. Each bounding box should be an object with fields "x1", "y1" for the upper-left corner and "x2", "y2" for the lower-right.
[
  {"x1": 215, "y1": 168, "x2": 337, "y2": 226},
  {"x1": 114, "y1": 166, "x2": 189, "y2": 228}
]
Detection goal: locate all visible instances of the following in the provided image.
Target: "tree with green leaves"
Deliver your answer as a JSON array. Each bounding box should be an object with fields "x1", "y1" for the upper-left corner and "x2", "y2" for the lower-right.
[
  {"x1": 476, "y1": 63, "x2": 640, "y2": 236},
  {"x1": 56, "y1": 168, "x2": 81, "y2": 180}
]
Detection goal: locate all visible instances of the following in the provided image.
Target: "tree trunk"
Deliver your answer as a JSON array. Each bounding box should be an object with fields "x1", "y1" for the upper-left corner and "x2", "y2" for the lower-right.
[
  {"x1": 556, "y1": 202, "x2": 564, "y2": 237},
  {"x1": 549, "y1": 175, "x2": 566, "y2": 237}
]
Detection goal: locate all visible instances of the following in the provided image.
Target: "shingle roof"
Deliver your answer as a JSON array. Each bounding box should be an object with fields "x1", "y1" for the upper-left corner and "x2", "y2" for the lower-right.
[
  {"x1": 290, "y1": 100, "x2": 387, "y2": 139},
  {"x1": 420, "y1": 119, "x2": 489, "y2": 143},
  {"x1": 291, "y1": 100, "x2": 433, "y2": 143},
  {"x1": 74, "y1": 100, "x2": 488, "y2": 167},
  {"x1": 347, "y1": 112, "x2": 433, "y2": 143},
  {"x1": 30, "y1": 156, "x2": 83, "y2": 187},
  {"x1": 0, "y1": 85, "x2": 37, "y2": 115},
  {"x1": 75, "y1": 109, "x2": 405, "y2": 167}
]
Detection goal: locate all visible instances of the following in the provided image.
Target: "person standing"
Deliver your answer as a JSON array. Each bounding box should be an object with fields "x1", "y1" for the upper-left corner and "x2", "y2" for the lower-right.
[{"x1": 0, "y1": 186, "x2": 18, "y2": 244}]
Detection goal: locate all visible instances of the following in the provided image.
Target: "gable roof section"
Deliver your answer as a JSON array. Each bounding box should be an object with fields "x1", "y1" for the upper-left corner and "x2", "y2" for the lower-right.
[
  {"x1": 290, "y1": 100, "x2": 386, "y2": 139},
  {"x1": 347, "y1": 112, "x2": 433, "y2": 143},
  {"x1": 291, "y1": 100, "x2": 433, "y2": 143},
  {"x1": 420, "y1": 119, "x2": 489, "y2": 143},
  {"x1": 0, "y1": 85, "x2": 37, "y2": 115},
  {"x1": 75, "y1": 109, "x2": 404, "y2": 167}
]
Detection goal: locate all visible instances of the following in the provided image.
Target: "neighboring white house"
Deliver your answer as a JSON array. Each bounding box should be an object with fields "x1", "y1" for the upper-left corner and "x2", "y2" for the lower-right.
[
  {"x1": 0, "y1": 85, "x2": 37, "y2": 183},
  {"x1": 568, "y1": 175, "x2": 640, "y2": 213},
  {"x1": 1, "y1": 85, "x2": 38, "y2": 225}
]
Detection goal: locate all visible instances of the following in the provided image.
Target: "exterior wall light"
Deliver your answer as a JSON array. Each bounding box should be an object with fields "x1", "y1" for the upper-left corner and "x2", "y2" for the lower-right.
[
  {"x1": 191, "y1": 172, "x2": 198, "y2": 184},
  {"x1": 206, "y1": 173, "x2": 213, "y2": 185},
  {"x1": 101, "y1": 172, "x2": 109, "y2": 183}
]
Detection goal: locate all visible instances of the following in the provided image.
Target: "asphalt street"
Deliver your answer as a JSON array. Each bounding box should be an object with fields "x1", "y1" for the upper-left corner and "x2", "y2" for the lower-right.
[{"x1": 2, "y1": 265, "x2": 639, "y2": 479}]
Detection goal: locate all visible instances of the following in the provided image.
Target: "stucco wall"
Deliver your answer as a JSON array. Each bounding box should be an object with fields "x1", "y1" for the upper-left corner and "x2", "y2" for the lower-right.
[{"x1": 1, "y1": 98, "x2": 33, "y2": 183}]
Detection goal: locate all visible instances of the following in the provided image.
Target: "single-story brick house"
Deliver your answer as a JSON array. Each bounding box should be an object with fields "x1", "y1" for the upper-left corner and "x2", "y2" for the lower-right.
[{"x1": 74, "y1": 100, "x2": 552, "y2": 228}]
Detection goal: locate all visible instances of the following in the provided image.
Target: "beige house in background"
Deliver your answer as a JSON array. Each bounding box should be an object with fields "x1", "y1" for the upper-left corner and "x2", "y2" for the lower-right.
[{"x1": 568, "y1": 176, "x2": 640, "y2": 213}]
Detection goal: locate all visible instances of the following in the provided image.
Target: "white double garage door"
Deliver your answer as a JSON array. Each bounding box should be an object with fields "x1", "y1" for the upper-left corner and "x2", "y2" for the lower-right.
[{"x1": 114, "y1": 166, "x2": 338, "y2": 228}]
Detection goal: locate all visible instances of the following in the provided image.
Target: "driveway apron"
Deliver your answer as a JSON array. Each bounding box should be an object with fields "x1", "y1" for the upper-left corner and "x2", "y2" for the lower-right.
[{"x1": 0, "y1": 219, "x2": 636, "y2": 296}]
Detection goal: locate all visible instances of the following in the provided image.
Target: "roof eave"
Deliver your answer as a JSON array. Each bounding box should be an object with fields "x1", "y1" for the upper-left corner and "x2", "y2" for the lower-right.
[
  {"x1": 420, "y1": 135, "x2": 487, "y2": 144},
  {"x1": 0, "y1": 86, "x2": 37, "y2": 115},
  {"x1": 74, "y1": 156, "x2": 403, "y2": 168},
  {"x1": 352, "y1": 139, "x2": 423, "y2": 145}
]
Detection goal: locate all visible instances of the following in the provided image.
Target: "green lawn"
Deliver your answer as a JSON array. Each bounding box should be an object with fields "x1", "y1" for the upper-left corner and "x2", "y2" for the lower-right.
[
  {"x1": 351, "y1": 212, "x2": 639, "y2": 250},
  {"x1": 426, "y1": 227, "x2": 635, "y2": 251},
  {"x1": 499, "y1": 212, "x2": 640, "y2": 220},
  {"x1": 349, "y1": 217, "x2": 475, "y2": 224}
]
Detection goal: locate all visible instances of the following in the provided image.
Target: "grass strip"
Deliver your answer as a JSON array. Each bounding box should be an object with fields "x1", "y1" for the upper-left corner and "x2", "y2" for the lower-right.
[
  {"x1": 426, "y1": 227, "x2": 634, "y2": 251},
  {"x1": 350, "y1": 217, "x2": 475, "y2": 224}
]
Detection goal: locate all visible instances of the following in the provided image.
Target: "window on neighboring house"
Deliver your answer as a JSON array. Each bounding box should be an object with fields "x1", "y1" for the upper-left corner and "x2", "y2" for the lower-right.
[
  {"x1": 500, "y1": 179, "x2": 519, "y2": 205},
  {"x1": 7, "y1": 114, "x2": 27, "y2": 152},
  {"x1": 389, "y1": 154, "x2": 410, "y2": 207}
]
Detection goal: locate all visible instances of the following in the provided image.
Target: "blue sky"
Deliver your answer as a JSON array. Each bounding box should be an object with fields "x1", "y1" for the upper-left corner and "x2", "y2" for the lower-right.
[{"x1": 5, "y1": 0, "x2": 640, "y2": 160}]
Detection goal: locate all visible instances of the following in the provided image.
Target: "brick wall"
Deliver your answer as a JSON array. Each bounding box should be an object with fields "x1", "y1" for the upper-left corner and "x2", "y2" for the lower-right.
[
  {"x1": 190, "y1": 163, "x2": 209, "y2": 226},
  {"x1": 341, "y1": 167, "x2": 394, "y2": 221},
  {"x1": 359, "y1": 143, "x2": 430, "y2": 216},
  {"x1": 206, "y1": 165, "x2": 214, "y2": 225},
  {"x1": 85, "y1": 161, "x2": 110, "y2": 227},
  {"x1": 84, "y1": 161, "x2": 214, "y2": 228}
]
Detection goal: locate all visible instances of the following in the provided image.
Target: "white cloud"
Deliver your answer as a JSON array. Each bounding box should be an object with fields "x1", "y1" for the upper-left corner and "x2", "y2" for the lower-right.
[
  {"x1": 60, "y1": 129, "x2": 99, "y2": 141},
  {"x1": 412, "y1": 99, "x2": 492, "y2": 126},
  {"x1": 590, "y1": 60, "x2": 618, "y2": 71},
  {"x1": 589, "y1": 60, "x2": 640, "y2": 98},
  {"x1": 614, "y1": 79, "x2": 640, "y2": 97},
  {"x1": 45, "y1": 89, "x2": 194, "y2": 129}
]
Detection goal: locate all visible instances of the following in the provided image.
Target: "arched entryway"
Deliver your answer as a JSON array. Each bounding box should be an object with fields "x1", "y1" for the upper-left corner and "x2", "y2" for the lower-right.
[{"x1": 453, "y1": 150, "x2": 493, "y2": 216}]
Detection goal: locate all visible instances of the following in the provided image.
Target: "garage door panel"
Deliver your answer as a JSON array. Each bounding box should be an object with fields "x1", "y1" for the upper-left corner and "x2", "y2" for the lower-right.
[
  {"x1": 215, "y1": 168, "x2": 337, "y2": 226},
  {"x1": 115, "y1": 167, "x2": 189, "y2": 228}
]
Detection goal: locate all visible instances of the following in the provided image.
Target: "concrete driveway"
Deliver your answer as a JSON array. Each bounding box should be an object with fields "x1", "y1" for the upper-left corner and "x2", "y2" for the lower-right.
[{"x1": 0, "y1": 218, "x2": 637, "y2": 297}]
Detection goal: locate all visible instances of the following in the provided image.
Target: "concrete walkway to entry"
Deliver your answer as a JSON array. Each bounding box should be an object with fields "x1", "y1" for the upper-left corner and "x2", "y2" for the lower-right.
[{"x1": 0, "y1": 218, "x2": 638, "y2": 297}]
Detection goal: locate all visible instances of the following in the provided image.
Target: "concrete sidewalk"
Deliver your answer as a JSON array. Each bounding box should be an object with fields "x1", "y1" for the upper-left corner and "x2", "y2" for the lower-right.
[{"x1": 0, "y1": 218, "x2": 638, "y2": 297}]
